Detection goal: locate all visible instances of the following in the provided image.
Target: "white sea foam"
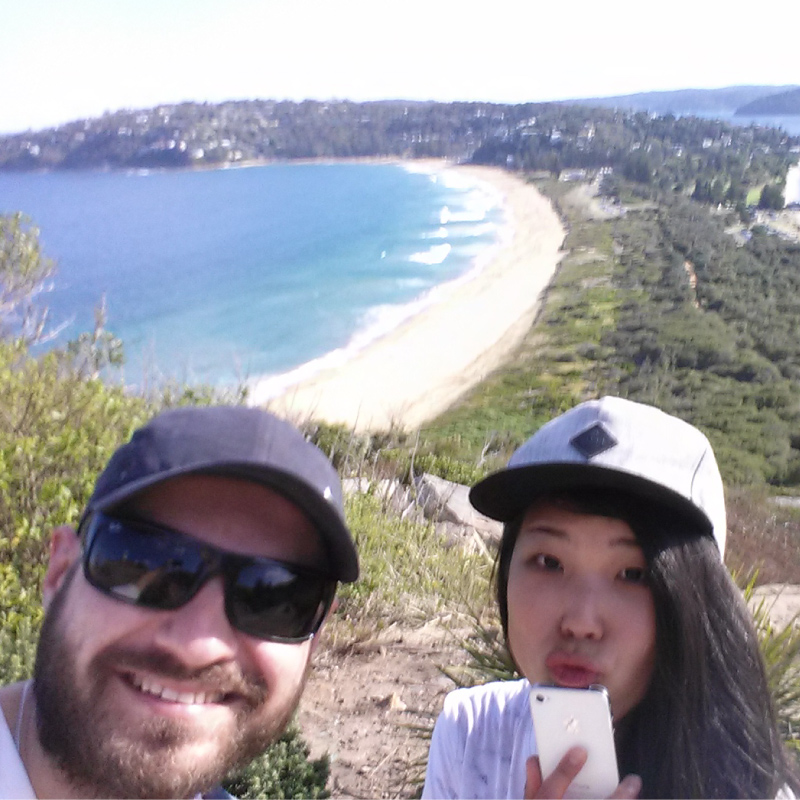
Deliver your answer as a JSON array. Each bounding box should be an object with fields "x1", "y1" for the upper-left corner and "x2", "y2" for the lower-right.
[
  {"x1": 446, "y1": 222, "x2": 497, "y2": 239},
  {"x1": 401, "y1": 162, "x2": 443, "y2": 176},
  {"x1": 249, "y1": 163, "x2": 511, "y2": 404},
  {"x1": 442, "y1": 171, "x2": 504, "y2": 210},
  {"x1": 426, "y1": 221, "x2": 495, "y2": 240},
  {"x1": 409, "y1": 243, "x2": 452, "y2": 265},
  {"x1": 397, "y1": 277, "x2": 430, "y2": 289},
  {"x1": 249, "y1": 297, "x2": 434, "y2": 403},
  {"x1": 252, "y1": 295, "x2": 432, "y2": 403},
  {"x1": 437, "y1": 171, "x2": 478, "y2": 191},
  {"x1": 250, "y1": 237, "x2": 506, "y2": 405},
  {"x1": 444, "y1": 208, "x2": 486, "y2": 223},
  {"x1": 439, "y1": 204, "x2": 493, "y2": 224},
  {"x1": 248, "y1": 347, "x2": 354, "y2": 402}
]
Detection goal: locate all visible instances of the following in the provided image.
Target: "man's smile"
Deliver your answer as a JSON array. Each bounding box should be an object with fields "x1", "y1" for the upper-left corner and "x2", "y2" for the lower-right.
[{"x1": 129, "y1": 673, "x2": 228, "y2": 706}]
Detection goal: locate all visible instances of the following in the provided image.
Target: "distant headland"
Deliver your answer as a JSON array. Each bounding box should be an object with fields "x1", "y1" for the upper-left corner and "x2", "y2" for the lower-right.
[
  {"x1": 1, "y1": 86, "x2": 799, "y2": 173},
  {"x1": 735, "y1": 87, "x2": 800, "y2": 117}
]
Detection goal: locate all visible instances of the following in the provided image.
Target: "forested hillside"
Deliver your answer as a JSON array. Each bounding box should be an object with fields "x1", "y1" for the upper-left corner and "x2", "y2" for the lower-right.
[
  {"x1": 566, "y1": 85, "x2": 800, "y2": 114},
  {"x1": 1, "y1": 98, "x2": 797, "y2": 190},
  {"x1": 421, "y1": 178, "x2": 800, "y2": 493},
  {"x1": 737, "y1": 88, "x2": 800, "y2": 116}
]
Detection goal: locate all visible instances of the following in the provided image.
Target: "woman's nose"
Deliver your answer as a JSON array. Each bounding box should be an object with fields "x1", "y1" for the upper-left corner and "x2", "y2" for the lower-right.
[{"x1": 559, "y1": 578, "x2": 605, "y2": 640}]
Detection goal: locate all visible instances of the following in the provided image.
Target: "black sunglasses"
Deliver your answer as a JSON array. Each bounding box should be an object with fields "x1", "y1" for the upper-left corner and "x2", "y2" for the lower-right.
[{"x1": 79, "y1": 512, "x2": 336, "y2": 643}]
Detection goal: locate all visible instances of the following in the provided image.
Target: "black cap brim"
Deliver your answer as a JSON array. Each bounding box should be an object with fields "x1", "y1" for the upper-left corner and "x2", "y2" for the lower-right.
[{"x1": 470, "y1": 462, "x2": 713, "y2": 535}]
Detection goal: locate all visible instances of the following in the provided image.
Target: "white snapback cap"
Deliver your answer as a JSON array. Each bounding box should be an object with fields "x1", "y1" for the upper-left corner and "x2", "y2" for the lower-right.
[{"x1": 469, "y1": 396, "x2": 727, "y2": 555}]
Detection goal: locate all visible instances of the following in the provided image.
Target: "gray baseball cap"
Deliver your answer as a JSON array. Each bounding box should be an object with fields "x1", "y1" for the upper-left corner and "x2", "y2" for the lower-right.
[
  {"x1": 469, "y1": 396, "x2": 727, "y2": 554},
  {"x1": 85, "y1": 405, "x2": 358, "y2": 581}
]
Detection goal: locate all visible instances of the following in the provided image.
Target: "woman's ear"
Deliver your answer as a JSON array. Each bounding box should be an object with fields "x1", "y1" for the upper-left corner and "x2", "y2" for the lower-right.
[{"x1": 42, "y1": 525, "x2": 81, "y2": 610}]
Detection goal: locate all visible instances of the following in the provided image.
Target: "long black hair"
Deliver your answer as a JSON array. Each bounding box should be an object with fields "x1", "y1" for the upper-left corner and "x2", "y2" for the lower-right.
[{"x1": 495, "y1": 487, "x2": 800, "y2": 799}]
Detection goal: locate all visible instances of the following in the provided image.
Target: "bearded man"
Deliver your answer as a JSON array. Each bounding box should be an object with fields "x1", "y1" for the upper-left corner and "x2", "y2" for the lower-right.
[{"x1": 0, "y1": 406, "x2": 358, "y2": 798}]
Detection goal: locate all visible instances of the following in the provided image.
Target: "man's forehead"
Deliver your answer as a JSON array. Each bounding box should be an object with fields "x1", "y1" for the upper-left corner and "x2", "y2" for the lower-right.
[{"x1": 120, "y1": 473, "x2": 327, "y2": 566}]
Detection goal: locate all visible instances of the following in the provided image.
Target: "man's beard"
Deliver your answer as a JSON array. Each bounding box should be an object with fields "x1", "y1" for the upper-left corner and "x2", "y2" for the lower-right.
[{"x1": 32, "y1": 569, "x2": 307, "y2": 799}]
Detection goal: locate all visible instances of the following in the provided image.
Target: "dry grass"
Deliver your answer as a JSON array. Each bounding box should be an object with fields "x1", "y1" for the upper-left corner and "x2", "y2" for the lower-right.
[{"x1": 726, "y1": 488, "x2": 800, "y2": 584}]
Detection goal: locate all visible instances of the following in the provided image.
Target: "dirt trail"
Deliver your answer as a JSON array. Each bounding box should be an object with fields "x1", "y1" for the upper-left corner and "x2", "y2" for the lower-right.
[{"x1": 297, "y1": 623, "x2": 468, "y2": 798}]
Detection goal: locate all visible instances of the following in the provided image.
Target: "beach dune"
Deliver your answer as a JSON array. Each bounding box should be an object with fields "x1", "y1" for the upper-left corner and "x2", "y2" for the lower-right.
[{"x1": 254, "y1": 165, "x2": 566, "y2": 432}]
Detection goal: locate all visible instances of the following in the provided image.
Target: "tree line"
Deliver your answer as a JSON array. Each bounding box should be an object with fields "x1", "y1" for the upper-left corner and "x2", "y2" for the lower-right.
[{"x1": 2, "y1": 100, "x2": 797, "y2": 211}]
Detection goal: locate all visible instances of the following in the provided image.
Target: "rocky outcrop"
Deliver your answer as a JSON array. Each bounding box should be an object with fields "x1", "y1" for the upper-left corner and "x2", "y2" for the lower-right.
[
  {"x1": 413, "y1": 474, "x2": 502, "y2": 541},
  {"x1": 343, "y1": 473, "x2": 502, "y2": 557}
]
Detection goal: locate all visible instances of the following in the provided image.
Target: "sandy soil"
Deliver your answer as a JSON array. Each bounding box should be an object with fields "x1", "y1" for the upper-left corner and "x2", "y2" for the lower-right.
[
  {"x1": 756, "y1": 208, "x2": 800, "y2": 241},
  {"x1": 251, "y1": 164, "x2": 566, "y2": 432},
  {"x1": 297, "y1": 623, "x2": 467, "y2": 799}
]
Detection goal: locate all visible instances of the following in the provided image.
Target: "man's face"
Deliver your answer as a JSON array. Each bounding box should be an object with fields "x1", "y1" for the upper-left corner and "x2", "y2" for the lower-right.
[{"x1": 35, "y1": 474, "x2": 328, "y2": 798}]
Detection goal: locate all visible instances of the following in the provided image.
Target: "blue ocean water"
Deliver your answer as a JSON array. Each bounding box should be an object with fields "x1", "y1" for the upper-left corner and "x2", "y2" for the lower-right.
[{"x1": 0, "y1": 162, "x2": 504, "y2": 389}]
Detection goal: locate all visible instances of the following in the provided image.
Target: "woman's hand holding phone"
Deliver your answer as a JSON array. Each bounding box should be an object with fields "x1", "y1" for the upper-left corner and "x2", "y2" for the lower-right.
[
  {"x1": 527, "y1": 685, "x2": 641, "y2": 799},
  {"x1": 523, "y1": 751, "x2": 642, "y2": 799}
]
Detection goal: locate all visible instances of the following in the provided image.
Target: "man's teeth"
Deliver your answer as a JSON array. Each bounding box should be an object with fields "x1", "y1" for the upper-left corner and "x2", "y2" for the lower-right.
[{"x1": 133, "y1": 676, "x2": 223, "y2": 704}]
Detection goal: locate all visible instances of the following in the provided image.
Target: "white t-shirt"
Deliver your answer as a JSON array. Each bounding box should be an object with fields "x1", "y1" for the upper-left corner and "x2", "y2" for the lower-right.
[
  {"x1": 422, "y1": 679, "x2": 536, "y2": 799},
  {"x1": 0, "y1": 704, "x2": 36, "y2": 799}
]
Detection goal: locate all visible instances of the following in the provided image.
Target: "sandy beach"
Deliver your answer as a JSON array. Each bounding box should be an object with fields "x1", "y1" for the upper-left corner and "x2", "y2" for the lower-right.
[
  {"x1": 252, "y1": 164, "x2": 566, "y2": 432},
  {"x1": 784, "y1": 161, "x2": 800, "y2": 206}
]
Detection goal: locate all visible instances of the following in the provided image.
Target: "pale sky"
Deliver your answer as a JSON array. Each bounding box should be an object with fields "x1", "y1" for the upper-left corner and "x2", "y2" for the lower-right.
[{"x1": 2, "y1": 0, "x2": 798, "y2": 134}]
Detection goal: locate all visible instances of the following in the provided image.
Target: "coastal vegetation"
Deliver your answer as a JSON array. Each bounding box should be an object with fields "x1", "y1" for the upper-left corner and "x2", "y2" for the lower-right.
[
  {"x1": 569, "y1": 85, "x2": 800, "y2": 116},
  {"x1": 420, "y1": 180, "x2": 800, "y2": 492},
  {"x1": 2, "y1": 92, "x2": 800, "y2": 793},
  {"x1": 1, "y1": 97, "x2": 797, "y2": 194}
]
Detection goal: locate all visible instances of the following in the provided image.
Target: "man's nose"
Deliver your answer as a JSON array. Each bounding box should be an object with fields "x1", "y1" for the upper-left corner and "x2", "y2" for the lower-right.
[{"x1": 150, "y1": 577, "x2": 239, "y2": 667}]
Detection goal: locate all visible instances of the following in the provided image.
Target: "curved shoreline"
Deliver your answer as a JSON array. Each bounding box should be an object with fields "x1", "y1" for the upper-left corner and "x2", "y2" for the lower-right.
[{"x1": 253, "y1": 165, "x2": 566, "y2": 432}]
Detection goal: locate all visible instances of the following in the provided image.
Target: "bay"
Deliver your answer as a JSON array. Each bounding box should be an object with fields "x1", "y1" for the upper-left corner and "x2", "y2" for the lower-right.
[{"x1": 0, "y1": 162, "x2": 504, "y2": 389}]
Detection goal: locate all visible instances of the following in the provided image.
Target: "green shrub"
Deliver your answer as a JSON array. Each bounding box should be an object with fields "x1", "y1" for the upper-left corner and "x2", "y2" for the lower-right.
[
  {"x1": 0, "y1": 599, "x2": 39, "y2": 685},
  {"x1": 0, "y1": 340, "x2": 156, "y2": 680},
  {"x1": 338, "y1": 491, "x2": 492, "y2": 628},
  {"x1": 222, "y1": 725, "x2": 330, "y2": 799},
  {"x1": 747, "y1": 582, "x2": 800, "y2": 758}
]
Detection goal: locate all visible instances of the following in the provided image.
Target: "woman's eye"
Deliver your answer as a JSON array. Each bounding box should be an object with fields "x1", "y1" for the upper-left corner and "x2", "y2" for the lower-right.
[
  {"x1": 533, "y1": 554, "x2": 563, "y2": 572},
  {"x1": 619, "y1": 567, "x2": 648, "y2": 584}
]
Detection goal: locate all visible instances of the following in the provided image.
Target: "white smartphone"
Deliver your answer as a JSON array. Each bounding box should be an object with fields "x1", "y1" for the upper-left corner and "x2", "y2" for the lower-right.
[{"x1": 529, "y1": 684, "x2": 619, "y2": 799}]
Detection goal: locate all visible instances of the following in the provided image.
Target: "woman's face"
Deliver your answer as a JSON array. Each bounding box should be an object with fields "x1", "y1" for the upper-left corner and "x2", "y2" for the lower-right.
[{"x1": 506, "y1": 500, "x2": 656, "y2": 721}]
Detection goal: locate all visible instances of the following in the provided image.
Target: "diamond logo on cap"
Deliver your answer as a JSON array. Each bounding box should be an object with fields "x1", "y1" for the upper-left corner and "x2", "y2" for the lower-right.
[{"x1": 570, "y1": 423, "x2": 617, "y2": 459}]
